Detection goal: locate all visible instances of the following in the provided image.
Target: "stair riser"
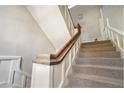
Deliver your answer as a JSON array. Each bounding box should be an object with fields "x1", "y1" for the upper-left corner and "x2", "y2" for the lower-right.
[
  {"x1": 75, "y1": 58, "x2": 123, "y2": 67},
  {"x1": 66, "y1": 78, "x2": 123, "y2": 88},
  {"x1": 72, "y1": 66, "x2": 123, "y2": 79}
]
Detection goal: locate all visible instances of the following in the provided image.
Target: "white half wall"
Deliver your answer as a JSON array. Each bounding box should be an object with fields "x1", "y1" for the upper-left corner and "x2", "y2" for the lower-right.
[
  {"x1": 27, "y1": 5, "x2": 71, "y2": 52},
  {"x1": 0, "y1": 6, "x2": 55, "y2": 75}
]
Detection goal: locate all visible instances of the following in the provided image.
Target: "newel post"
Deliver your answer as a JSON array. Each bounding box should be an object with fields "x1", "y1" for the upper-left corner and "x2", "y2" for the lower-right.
[{"x1": 31, "y1": 54, "x2": 53, "y2": 88}]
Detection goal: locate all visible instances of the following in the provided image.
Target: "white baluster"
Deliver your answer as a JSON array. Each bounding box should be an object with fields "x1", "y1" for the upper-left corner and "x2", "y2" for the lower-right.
[
  {"x1": 65, "y1": 53, "x2": 71, "y2": 77},
  {"x1": 106, "y1": 18, "x2": 111, "y2": 39},
  {"x1": 105, "y1": 27, "x2": 108, "y2": 39},
  {"x1": 122, "y1": 36, "x2": 124, "y2": 58},
  {"x1": 59, "y1": 59, "x2": 65, "y2": 88},
  {"x1": 105, "y1": 27, "x2": 109, "y2": 40},
  {"x1": 111, "y1": 31, "x2": 114, "y2": 43},
  {"x1": 116, "y1": 35, "x2": 121, "y2": 49},
  {"x1": 108, "y1": 28, "x2": 111, "y2": 40},
  {"x1": 72, "y1": 45, "x2": 75, "y2": 63}
]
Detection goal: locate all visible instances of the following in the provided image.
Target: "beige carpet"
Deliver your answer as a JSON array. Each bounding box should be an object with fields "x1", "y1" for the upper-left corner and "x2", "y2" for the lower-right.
[{"x1": 65, "y1": 40, "x2": 123, "y2": 88}]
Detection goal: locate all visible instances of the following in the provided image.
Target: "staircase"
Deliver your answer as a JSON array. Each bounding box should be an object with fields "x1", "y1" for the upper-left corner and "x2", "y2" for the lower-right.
[{"x1": 65, "y1": 40, "x2": 123, "y2": 88}]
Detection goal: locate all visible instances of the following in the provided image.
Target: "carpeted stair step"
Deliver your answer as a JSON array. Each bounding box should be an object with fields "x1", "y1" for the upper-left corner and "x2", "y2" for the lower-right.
[
  {"x1": 72, "y1": 64, "x2": 123, "y2": 79},
  {"x1": 79, "y1": 46, "x2": 116, "y2": 52},
  {"x1": 66, "y1": 73, "x2": 123, "y2": 88},
  {"x1": 75, "y1": 58, "x2": 123, "y2": 67},
  {"x1": 81, "y1": 40, "x2": 111, "y2": 46},
  {"x1": 81, "y1": 42, "x2": 113, "y2": 48},
  {"x1": 78, "y1": 51, "x2": 121, "y2": 58}
]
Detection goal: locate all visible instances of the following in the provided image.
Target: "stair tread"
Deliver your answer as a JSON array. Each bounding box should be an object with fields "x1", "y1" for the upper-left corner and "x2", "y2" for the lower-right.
[
  {"x1": 72, "y1": 64, "x2": 123, "y2": 79},
  {"x1": 75, "y1": 58, "x2": 123, "y2": 67},
  {"x1": 78, "y1": 51, "x2": 121, "y2": 58},
  {"x1": 66, "y1": 80, "x2": 122, "y2": 88},
  {"x1": 75, "y1": 57, "x2": 123, "y2": 60},
  {"x1": 81, "y1": 40, "x2": 111, "y2": 45},
  {"x1": 80, "y1": 46, "x2": 114, "y2": 49},
  {"x1": 80, "y1": 46, "x2": 116, "y2": 52},
  {"x1": 81, "y1": 43, "x2": 113, "y2": 48},
  {"x1": 79, "y1": 51, "x2": 118, "y2": 53},
  {"x1": 73, "y1": 64, "x2": 123, "y2": 70},
  {"x1": 66, "y1": 73, "x2": 123, "y2": 88}
]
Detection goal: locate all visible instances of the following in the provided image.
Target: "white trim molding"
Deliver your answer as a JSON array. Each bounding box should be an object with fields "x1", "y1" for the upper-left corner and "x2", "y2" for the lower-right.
[{"x1": 0, "y1": 56, "x2": 31, "y2": 88}]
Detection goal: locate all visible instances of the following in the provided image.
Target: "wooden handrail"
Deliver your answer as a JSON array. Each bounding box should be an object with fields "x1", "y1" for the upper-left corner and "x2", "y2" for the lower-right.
[
  {"x1": 33, "y1": 24, "x2": 81, "y2": 65},
  {"x1": 33, "y1": 6, "x2": 82, "y2": 65},
  {"x1": 50, "y1": 24, "x2": 81, "y2": 65},
  {"x1": 33, "y1": 6, "x2": 81, "y2": 65}
]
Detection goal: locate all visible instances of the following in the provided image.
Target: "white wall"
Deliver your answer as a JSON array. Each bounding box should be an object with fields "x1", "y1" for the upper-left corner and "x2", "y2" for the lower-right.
[
  {"x1": 70, "y1": 5, "x2": 102, "y2": 42},
  {"x1": 0, "y1": 6, "x2": 55, "y2": 75},
  {"x1": 102, "y1": 5, "x2": 123, "y2": 31},
  {"x1": 27, "y1": 5, "x2": 71, "y2": 52}
]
